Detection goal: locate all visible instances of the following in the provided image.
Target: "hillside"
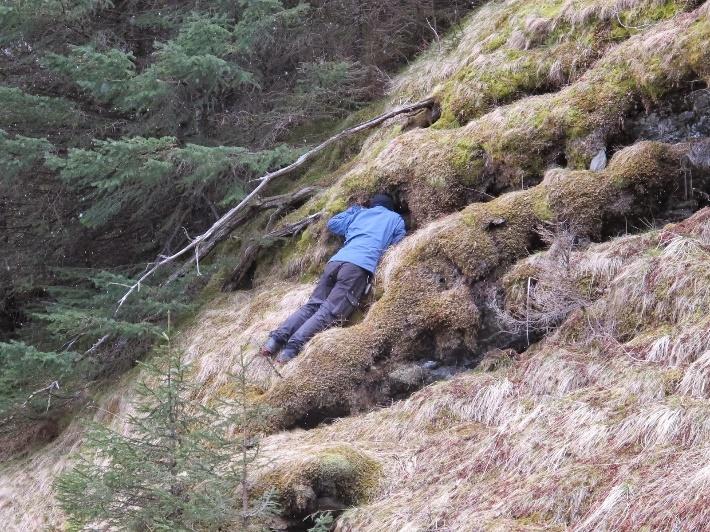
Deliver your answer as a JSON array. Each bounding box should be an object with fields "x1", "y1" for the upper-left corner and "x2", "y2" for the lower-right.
[{"x1": 2, "y1": 0, "x2": 710, "y2": 529}]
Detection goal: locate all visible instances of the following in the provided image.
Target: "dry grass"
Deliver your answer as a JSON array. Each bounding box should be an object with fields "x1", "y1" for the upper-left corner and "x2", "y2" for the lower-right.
[
  {"x1": 2, "y1": 208, "x2": 708, "y2": 532},
  {"x1": 391, "y1": 0, "x2": 691, "y2": 116},
  {"x1": 251, "y1": 210, "x2": 710, "y2": 530},
  {"x1": 0, "y1": 374, "x2": 138, "y2": 531},
  {"x1": 179, "y1": 282, "x2": 314, "y2": 395},
  {"x1": 1, "y1": 0, "x2": 709, "y2": 528}
]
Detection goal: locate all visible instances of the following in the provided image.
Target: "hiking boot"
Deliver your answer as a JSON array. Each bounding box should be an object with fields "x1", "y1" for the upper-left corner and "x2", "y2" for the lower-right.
[
  {"x1": 275, "y1": 348, "x2": 298, "y2": 364},
  {"x1": 260, "y1": 337, "x2": 282, "y2": 358}
]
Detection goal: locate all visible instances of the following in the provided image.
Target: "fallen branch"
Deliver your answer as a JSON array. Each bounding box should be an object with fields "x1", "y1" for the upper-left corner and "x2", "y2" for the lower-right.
[
  {"x1": 165, "y1": 186, "x2": 320, "y2": 284},
  {"x1": 116, "y1": 98, "x2": 435, "y2": 312},
  {"x1": 22, "y1": 381, "x2": 59, "y2": 413},
  {"x1": 221, "y1": 212, "x2": 323, "y2": 292}
]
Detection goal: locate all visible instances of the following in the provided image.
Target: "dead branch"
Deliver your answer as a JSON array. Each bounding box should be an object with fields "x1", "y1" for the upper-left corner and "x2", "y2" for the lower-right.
[
  {"x1": 116, "y1": 98, "x2": 435, "y2": 312},
  {"x1": 165, "y1": 186, "x2": 321, "y2": 284},
  {"x1": 221, "y1": 212, "x2": 323, "y2": 292}
]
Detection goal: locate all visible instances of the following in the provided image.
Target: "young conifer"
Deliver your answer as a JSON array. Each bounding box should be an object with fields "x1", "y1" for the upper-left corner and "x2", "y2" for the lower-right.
[{"x1": 56, "y1": 327, "x2": 276, "y2": 530}]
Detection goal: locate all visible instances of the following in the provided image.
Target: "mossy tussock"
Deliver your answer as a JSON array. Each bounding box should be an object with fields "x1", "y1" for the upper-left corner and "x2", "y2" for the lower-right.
[
  {"x1": 298, "y1": 5, "x2": 710, "y2": 230},
  {"x1": 252, "y1": 208, "x2": 710, "y2": 530},
  {"x1": 393, "y1": 0, "x2": 696, "y2": 110},
  {"x1": 261, "y1": 139, "x2": 709, "y2": 431},
  {"x1": 257, "y1": 445, "x2": 381, "y2": 518}
]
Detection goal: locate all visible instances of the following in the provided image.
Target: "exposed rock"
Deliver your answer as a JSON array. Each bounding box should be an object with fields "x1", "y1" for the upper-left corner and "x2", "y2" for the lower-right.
[
  {"x1": 387, "y1": 364, "x2": 426, "y2": 395},
  {"x1": 625, "y1": 88, "x2": 710, "y2": 143},
  {"x1": 589, "y1": 148, "x2": 607, "y2": 171}
]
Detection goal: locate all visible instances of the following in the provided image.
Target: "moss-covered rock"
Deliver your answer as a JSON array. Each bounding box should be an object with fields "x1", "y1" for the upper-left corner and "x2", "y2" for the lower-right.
[
  {"x1": 257, "y1": 445, "x2": 381, "y2": 517},
  {"x1": 292, "y1": 6, "x2": 709, "y2": 230},
  {"x1": 261, "y1": 139, "x2": 707, "y2": 431}
]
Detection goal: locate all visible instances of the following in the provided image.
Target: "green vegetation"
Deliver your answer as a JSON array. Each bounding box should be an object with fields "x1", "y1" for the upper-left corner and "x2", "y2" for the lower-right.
[
  {"x1": 0, "y1": 0, "x2": 471, "y2": 440},
  {"x1": 56, "y1": 337, "x2": 277, "y2": 530}
]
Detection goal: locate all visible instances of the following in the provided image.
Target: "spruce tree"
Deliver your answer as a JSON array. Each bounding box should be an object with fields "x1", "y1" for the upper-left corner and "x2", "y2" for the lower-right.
[
  {"x1": 56, "y1": 334, "x2": 276, "y2": 530},
  {"x1": 1, "y1": 0, "x2": 471, "y2": 446}
]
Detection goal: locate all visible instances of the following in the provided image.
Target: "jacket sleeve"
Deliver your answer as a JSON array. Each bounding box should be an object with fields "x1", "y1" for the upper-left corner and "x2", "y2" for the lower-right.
[
  {"x1": 327, "y1": 206, "x2": 361, "y2": 236},
  {"x1": 391, "y1": 217, "x2": 406, "y2": 245}
]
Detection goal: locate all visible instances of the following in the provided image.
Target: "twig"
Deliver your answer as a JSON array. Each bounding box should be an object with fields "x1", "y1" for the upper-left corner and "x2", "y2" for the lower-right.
[
  {"x1": 22, "y1": 381, "x2": 60, "y2": 412},
  {"x1": 426, "y1": 18, "x2": 442, "y2": 53},
  {"x1": 526, "y1": 277, "x2": 532, "y2": 347},
  {"x1": 262, "y1": 355, "x2": 283, "y2": 379},
  {"x1": 221, "y1": 212, "x2": 323, "y2": 292},
  {"x1": 614, "y1": 10, "x2": 652, "y2": 30},
  {"x1": 116, "y1": 98, "x2": 435, "y2": 312},
  {"x1": 85, "y1": 334, "x2": 110, "y2": 355},
  {"x1": 165, "y1": 186, "x2": 320, "y2": 284}
]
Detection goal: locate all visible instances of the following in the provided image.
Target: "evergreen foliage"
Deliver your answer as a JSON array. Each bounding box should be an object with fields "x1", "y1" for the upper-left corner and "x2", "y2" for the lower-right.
[
  {"x1": 0, "y1": 87, "x2": 81, "y2": 133},
  {"x1": 56, "y1": 338, "x2": 277, "y2": 530},
  {"x1": 43, "y1": 46, "x2": 139, "y2": 106},
  {"x1": 48, "y1": 136, "x2": 299, "y2": 228},
  {"x1": 0, "y1": 130, "x2": 53, "y2": 182},
  {"x1": 0, "y1": 341, "x2": 76, "y2": 413},
  {"x1": 0, "y1": 0, "x2": 109, "y2": 44},
  {"x1": 37, "y1": 269, "x2": 192, "y2": 351},
  {"x1": 0, "y1": 269, "x2": 192, "y2": 422},
  {"x1": 0, "y1": 0, "x2": 471, "y2": 449}
]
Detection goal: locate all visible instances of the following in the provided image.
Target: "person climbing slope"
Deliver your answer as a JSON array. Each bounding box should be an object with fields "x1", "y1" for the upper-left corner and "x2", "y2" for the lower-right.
[{"x1": 261, "y1": 193, "x2": 406, "y2": 364}]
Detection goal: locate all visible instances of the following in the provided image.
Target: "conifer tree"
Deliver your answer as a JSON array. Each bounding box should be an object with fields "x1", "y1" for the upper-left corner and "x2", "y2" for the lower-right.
[
  {"x1": 56, "y1": 332, "x2": 276, "y2": 530},
  {"x1": 0, "y1": 0, "x2": 471, "y2": 447}
]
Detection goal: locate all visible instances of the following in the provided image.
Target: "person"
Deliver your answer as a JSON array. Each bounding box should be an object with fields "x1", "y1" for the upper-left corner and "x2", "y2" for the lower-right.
[{"x1": 261, "y1": 193, "x2": 406, "y2": 364}]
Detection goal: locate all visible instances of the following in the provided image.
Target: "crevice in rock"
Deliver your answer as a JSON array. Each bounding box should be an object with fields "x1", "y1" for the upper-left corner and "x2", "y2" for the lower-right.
[
  {"x1": 293, "y1": 404, "x2": 350, "y2": 430},
  {"x1": 621, "y1": 84, "x2": 710, "y2": 146}
]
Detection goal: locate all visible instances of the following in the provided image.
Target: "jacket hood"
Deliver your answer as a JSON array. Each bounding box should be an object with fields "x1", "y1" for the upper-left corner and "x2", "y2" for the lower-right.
[{"x1": 370, "y1": 193, "x2": 395, "y2": 211}]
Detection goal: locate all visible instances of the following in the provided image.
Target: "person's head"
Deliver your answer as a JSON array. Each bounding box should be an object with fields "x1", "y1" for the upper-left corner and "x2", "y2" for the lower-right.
[{"x1": 369, "y1": 193, "x2": 395, "y2": 211}]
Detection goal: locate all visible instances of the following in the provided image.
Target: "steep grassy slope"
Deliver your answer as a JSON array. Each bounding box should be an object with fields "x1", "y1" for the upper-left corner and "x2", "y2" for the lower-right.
[
  {"x1": 258, "y1": 208, "x2": 710, "y2": 530},
  {"x1": 1, "y1": 0, "x2": 709, "y2": 529}
]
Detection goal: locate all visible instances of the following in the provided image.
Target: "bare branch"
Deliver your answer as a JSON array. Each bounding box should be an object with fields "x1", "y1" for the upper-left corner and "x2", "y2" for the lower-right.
[
  {"x1": 116, "y1": 98, "x2": 435, "y2": 311},
  {"x1": 164, "y1": 186, "x2": 321, "y2": 284},
  {"x1": 221, "y1": 211, "x2": 323, "y2": 292}
]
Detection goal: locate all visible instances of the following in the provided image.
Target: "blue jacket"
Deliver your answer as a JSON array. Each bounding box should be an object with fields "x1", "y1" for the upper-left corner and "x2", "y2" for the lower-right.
[{"x1": 327, "y1": 205, "x2": 406, "y2": 273}]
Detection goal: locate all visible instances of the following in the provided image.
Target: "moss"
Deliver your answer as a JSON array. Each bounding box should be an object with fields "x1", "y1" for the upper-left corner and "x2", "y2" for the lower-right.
[
  {"x1": 259, "y1": 445, "x2": 382, "y2": 515},
  {"x1": 611, "y1": 0, "x2": 685, "y2": 42},
  {"x1": 530, "y1": 188, "x2": 553, "y2": 222},
  {"x1": 324, "y1": 194, "x2": 348, "y2": 215},
  {"x1": 482, "y1": 29, "x2": 510, "y2": 53},
  {"x1": 661, "y1": 367, "x2": 684, "y2": 395},
  {"x1": 527, "y1": 0, "x2": 566, "y2": 19},
  {"x1": 312, "y1": 446, "x2": 382, "y2": 502},
  {"x1": 318, "y1": 5, "x2": 708, "y2": 226},
  {"x1": 450, "y1": 138, "x2": 485, "y2": 181},
  {"x1": 430, "y1": 107, "x2": 462, "y2": 130}
]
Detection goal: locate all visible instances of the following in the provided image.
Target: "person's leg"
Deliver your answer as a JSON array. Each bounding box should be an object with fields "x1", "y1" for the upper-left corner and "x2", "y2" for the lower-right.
[
  {"x1": 277, "y1": 262, "x2": 369, "y2": 362},
  {"x1": 262, "y1": 262, "x2": 341, "y2": 355}
]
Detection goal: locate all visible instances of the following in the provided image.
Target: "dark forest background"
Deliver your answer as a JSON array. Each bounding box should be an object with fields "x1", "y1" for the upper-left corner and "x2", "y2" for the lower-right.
[{"x1": 0, "y1": 0, "x2": 472, "y2": 445}]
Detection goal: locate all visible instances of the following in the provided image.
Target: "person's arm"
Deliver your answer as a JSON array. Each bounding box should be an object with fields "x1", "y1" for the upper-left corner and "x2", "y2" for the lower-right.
[
  {"x1": 391, "y1": 217, "x2": 406, "y2": 245},
  {"x1": 327, "y1": 206, "x2": 361, "y2": 236}
]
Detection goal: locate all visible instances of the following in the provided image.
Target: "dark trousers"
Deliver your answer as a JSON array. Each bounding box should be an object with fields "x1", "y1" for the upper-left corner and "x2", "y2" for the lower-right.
[{"x1": 270, "y1": 261, "x2": 370, "y2": 357}]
